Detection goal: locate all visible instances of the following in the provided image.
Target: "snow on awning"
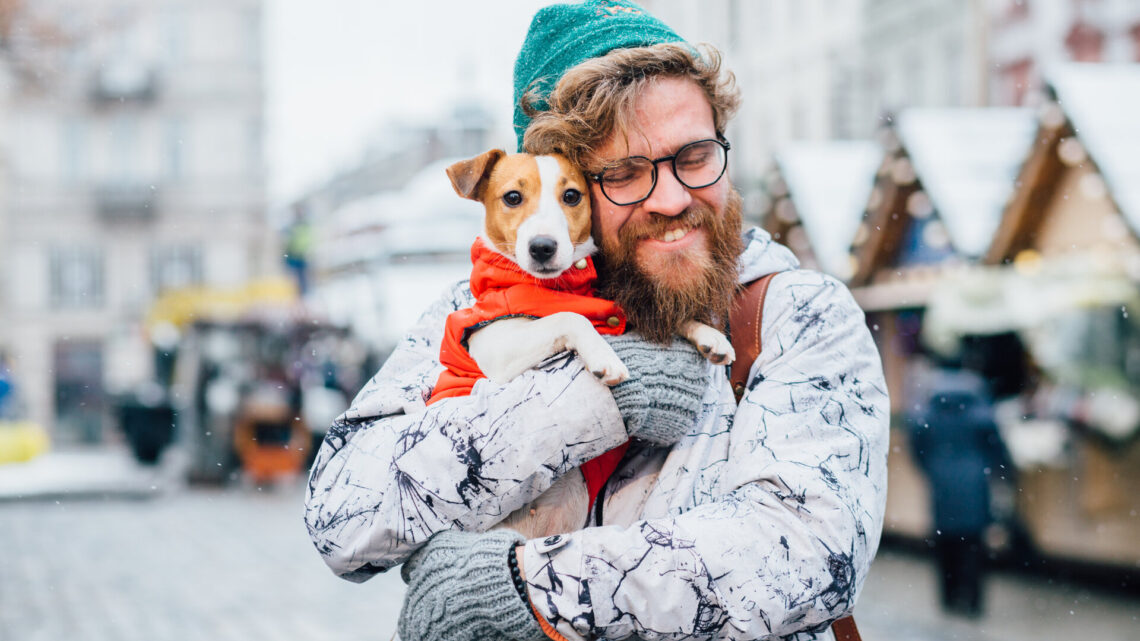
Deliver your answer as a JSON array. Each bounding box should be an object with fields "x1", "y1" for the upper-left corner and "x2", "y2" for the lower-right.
[
  {"x1": 776, "y1": 141, "x2": 882, "y2": 277},
  {"x1": 1047, "y1": 63, "x2": 1140, "y2": 236},
  {"x1": 896, "y1": 108, "x2": 1037, "y2": 258}
]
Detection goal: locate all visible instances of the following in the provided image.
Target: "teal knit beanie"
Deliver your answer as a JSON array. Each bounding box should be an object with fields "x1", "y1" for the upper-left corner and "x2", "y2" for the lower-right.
[{"x1": 512, "y1": 0, "x2": 685, "y2": 151}]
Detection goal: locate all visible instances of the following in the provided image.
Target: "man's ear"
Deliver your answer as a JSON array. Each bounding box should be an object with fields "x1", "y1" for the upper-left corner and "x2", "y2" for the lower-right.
[{"x1": 446, "y1": 149, "x2": 506, "y2": 201}]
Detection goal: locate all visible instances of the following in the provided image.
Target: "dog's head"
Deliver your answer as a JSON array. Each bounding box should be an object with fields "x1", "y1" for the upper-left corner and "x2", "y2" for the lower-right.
[{"x1": 446, "y1": 149, "x2": 595, "y2": 279}]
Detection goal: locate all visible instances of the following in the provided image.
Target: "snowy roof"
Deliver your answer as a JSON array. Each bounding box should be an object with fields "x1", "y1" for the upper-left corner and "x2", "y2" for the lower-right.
[
  {"x1": 323, "y1": 157, "x2": 484, "y2": 268},
  {"x1": 776, "y1": 141, "x2": 882, "y2": 277},
  {"x1": 1048, "y1": 63, "x2": 1140, "y2": 235},
  {"x1": 896, "y1": 108, "x2": 1037, "y2": 258},
  {"x1": 328, "y1": 157, "x2": 484, "y2": 237}
]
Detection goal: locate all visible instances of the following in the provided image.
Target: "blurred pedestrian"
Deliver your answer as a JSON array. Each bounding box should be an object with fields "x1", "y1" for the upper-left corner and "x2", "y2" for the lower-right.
[
  {"x1": 283, "y1": 204, "x2": 313, "y2": 296},
  {"x1": 0, "y1": 353, "x2": 15, "y2": 419},
  {"x1": 907, "y1": 366, "x2": 1006, "y2": 618}
]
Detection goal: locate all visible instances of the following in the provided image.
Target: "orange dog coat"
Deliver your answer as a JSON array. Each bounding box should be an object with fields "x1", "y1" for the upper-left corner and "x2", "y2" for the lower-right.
[{"x1": 429, "y1": 239, "x2": 629, "y2": 508}]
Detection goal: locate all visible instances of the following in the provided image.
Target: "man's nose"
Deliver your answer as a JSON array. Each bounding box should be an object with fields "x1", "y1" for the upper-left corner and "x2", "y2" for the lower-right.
[{"x1": 642, "y1": 166, "x2": 692, "y2": 217}]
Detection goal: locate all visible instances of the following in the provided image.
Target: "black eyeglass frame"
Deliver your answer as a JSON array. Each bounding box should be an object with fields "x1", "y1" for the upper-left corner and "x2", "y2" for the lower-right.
[{"x1": 589, "y1": 137, "x2": 731, "y2": 206}]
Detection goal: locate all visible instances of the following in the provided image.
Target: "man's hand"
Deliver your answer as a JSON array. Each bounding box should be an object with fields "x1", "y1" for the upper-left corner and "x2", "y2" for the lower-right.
[
  {"x1": 398, "y1": 529, "x2": 546, "y2": 641},
  {"x1": 604, "y1": 333, "x2": 712, "y2": 445}
]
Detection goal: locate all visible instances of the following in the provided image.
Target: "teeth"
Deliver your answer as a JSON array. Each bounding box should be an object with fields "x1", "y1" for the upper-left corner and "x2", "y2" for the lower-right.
[{"x1": 660, "y1": 227, "x2": 690, "y2": 243}]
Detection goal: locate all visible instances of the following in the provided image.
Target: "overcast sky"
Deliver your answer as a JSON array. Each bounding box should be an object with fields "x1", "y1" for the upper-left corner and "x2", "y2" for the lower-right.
[{"x1": 264, "y1": 0, "x2": 561, "y2": 205}]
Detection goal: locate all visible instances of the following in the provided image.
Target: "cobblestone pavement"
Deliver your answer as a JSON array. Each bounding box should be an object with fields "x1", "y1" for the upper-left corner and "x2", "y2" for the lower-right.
[{"x1": 1, "y1": 483, "x2": 1137, "y2": 640}]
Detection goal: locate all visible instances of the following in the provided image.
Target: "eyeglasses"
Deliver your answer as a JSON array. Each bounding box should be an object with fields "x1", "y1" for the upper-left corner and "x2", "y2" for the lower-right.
[{"x1": 590, "y1": 138, "x2": 731, "y2": 206}]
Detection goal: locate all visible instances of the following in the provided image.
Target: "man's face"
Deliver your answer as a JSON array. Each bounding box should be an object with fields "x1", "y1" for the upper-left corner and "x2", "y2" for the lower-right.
[
  {"x1": 588, "y1": 76, "x2": 742, "y2": 343},
  {"x1": 589, "y1": 76, "x2": 729, "y2": 291}
]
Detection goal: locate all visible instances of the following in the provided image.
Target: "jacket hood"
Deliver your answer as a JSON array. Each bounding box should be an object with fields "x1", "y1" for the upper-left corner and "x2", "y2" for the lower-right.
[{"x1": 736, "y1": 227, "x2": 800, "y2": 284}]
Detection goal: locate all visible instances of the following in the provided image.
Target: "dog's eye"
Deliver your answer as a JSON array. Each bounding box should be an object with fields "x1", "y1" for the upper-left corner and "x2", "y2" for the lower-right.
[
  {"x1": 562, "y1": 189, "x2": 582, "y2": 206},
  {"x1": 503, "y1": 191, "x2": 523, "y2": 207}
]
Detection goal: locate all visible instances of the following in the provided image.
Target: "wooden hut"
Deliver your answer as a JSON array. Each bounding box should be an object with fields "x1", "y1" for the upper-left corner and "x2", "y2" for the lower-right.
[
  {"x1": 950, "y1": 63, "x2": 1140, "y2": 568},
  {"x1": 844, "y1": 108, "x2": 1038, "y2": 538}
]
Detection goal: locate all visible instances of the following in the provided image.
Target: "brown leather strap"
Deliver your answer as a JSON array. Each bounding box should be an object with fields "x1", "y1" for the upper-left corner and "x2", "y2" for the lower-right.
[
  {"x1": 830, "y1": 615, "x2": 862, "y2": 641},
  {"x1": 729, "y1": 272, "x2": 779, "y2": 402},
  {"x1": 730, "y1": 276, "x2": 866, "y2": 641}
]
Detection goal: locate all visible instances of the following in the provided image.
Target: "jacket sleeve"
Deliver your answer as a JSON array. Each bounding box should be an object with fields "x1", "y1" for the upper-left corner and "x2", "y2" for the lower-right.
[
  {"x1": 524, "y1": 271, "x2": 890, "y2": 640},
  {"x1": 304, "y1": 282, "x2": 629, "y2": 582}
]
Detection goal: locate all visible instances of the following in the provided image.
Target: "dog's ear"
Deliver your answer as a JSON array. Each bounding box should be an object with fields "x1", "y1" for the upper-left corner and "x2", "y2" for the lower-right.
[{"x1": 446, "y1": 149, "x2": 506, "y2": 201}]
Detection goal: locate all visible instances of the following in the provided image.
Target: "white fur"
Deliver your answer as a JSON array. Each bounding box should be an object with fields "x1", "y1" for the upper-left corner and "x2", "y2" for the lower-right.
[
  {"x1": 498, "y1": 468, "x2": 590, "y2": 537},
  {"x1": 469, "y1": 314, "x2": 629, "y2": 386},
  {"x1": 681, "y1": 320, "x2": 736, "y2": 365},
  {"x1": 514, "y1": 156, "x2": 578, "y2": 277}
]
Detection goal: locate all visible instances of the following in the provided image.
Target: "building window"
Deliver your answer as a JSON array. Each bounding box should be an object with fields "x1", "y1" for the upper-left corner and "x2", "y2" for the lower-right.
[
  {"x1": 166, "y1": 117, "x2": 186, "y2": 181},
  {"x1": 151, "y1": 245, "x2": 202, "y2": 294},
  {"x1": 53, "y1": 340, "x2": 105, "y2": 444},
  {"x1": 945, "y1": 38, "x2": 963, "y2": 105},
  {"x1": 1065, "y1": 21, "x2": 1105, "y2": 62},
  {"x1": 166, "y1": 6, "x2": 186, "y2": 66},
  {"x1": 791, "y1": 96, "x2": 806, "y2": 139},
  {"x1": 50, "y1": 246, "x2": 104, "y2": 309},
  {"x1": 830, "y1": 56, "x2": 855, "y2": 138},
  {"x1": 905, "y1": 50, "x2": 924, "y2": 106},
  {"x1": 246, "y1": 7, "x2": 262, "y2": 65},
  {"x1": 62, "y1": 118, "x2": 86, "y2": 183},
  {"x1": 111, "y1": 113, "x2": 139, "y2": 183},
  {"x1": 248, "y1": 117, "x2": 262, "y2": 177}
]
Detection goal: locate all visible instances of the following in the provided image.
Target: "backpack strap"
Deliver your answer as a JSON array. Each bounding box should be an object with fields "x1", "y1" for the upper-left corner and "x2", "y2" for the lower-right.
[
  {"x1": 729, "y1": 272, "x2": 779, "y2": 402},
  {"x1": 729, "y1": 272, "x2": 866, "y2": 641},
  {"x1": 830, "y1": 615, "x2": 863, "y2": 641}
]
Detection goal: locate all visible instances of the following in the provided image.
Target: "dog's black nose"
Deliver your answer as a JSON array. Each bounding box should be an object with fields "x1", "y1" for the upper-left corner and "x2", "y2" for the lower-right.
[{"x1": 528, "y1": 236, "x2": 558, "y2": 263}]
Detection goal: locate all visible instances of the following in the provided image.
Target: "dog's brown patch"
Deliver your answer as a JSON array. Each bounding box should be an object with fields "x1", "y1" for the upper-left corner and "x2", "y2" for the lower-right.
[
  {"x1": 446, "y1": 149, "x2": 504, "y2": 200},
  {"x1": 553, "y1": 155, "x2": 592, "y2": 246}
]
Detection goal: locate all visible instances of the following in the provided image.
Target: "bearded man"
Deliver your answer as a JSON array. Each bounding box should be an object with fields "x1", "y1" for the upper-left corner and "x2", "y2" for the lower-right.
[{"x1": 304, "y1": 2, "x2": 889, "y2": 641}]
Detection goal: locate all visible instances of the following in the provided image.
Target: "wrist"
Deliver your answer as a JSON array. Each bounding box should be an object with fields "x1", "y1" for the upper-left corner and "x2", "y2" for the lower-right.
[
  {"x1": 515, "y1": 542, "x2": 571, "y2": 641},
  {"x1": 508, "y1": 544, "x2": 529, "y2": 606}
]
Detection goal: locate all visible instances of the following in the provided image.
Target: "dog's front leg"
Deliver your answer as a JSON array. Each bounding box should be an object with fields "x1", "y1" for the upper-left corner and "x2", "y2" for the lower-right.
[{"x1": 468, "y1": 313, "x2": 629, "y2": 384}]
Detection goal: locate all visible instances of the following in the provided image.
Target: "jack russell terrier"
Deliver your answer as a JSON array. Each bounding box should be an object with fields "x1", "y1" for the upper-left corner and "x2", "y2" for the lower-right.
[{"x1": 427, "y1": 148, "x2": 734, "y2": 539}]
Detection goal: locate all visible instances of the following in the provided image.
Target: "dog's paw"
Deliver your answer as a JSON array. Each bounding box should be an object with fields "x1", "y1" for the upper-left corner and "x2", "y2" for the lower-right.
[
  {"x1": 688, "y1": 324, "x2": 736, "y2": 365},
  {"x1": 701, "y1": 342, "x2": 736, "y2": 365},
  {"x1": 591, "y1": 359, "x2": 629, "y2": 386}
]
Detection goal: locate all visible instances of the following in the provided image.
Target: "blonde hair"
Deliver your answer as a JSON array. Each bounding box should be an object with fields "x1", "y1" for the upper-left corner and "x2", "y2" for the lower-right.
[{"x1": 521, "y1": 43, "x2": 740, "y2": 171}]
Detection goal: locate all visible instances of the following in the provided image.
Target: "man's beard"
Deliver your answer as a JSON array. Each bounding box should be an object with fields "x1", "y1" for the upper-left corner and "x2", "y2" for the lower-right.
[{"x1": 594, "y1": 188, "x2": 744, "y2": 344}]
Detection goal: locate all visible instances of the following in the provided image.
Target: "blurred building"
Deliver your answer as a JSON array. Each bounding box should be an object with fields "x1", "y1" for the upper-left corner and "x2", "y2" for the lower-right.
[
  {"x1": 641, "y1": 0, "x2": 867, "y2": 214},
  {"x1": 861, "y1": 0, "x2": 991, "y2": 114},
  {"x1": 988, "y1": 0, "x2": 1140, "y2": 105},
  {"x1": 0, "y1": 0, "x2": 269, "y2": 444},
  {"x1": 291, "y1": 102, "x2": 493, "y2": 234}
]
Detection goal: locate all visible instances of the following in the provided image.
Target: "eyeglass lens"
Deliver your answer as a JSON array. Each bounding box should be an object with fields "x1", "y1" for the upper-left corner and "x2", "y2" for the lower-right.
[{"x1": 600, "y1": 139, "x2": 727, "y2": 206}]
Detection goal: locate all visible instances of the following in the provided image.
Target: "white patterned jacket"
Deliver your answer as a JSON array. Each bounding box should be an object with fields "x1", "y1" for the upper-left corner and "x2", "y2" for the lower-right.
[{"x1": 304, "y1": 228, "x2": 890, "y2": 641}]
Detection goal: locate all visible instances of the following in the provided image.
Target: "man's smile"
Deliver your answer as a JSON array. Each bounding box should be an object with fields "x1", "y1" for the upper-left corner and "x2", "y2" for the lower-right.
[{"x1": 639, "y1": 224, "x2": 703, "y2": 251}]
